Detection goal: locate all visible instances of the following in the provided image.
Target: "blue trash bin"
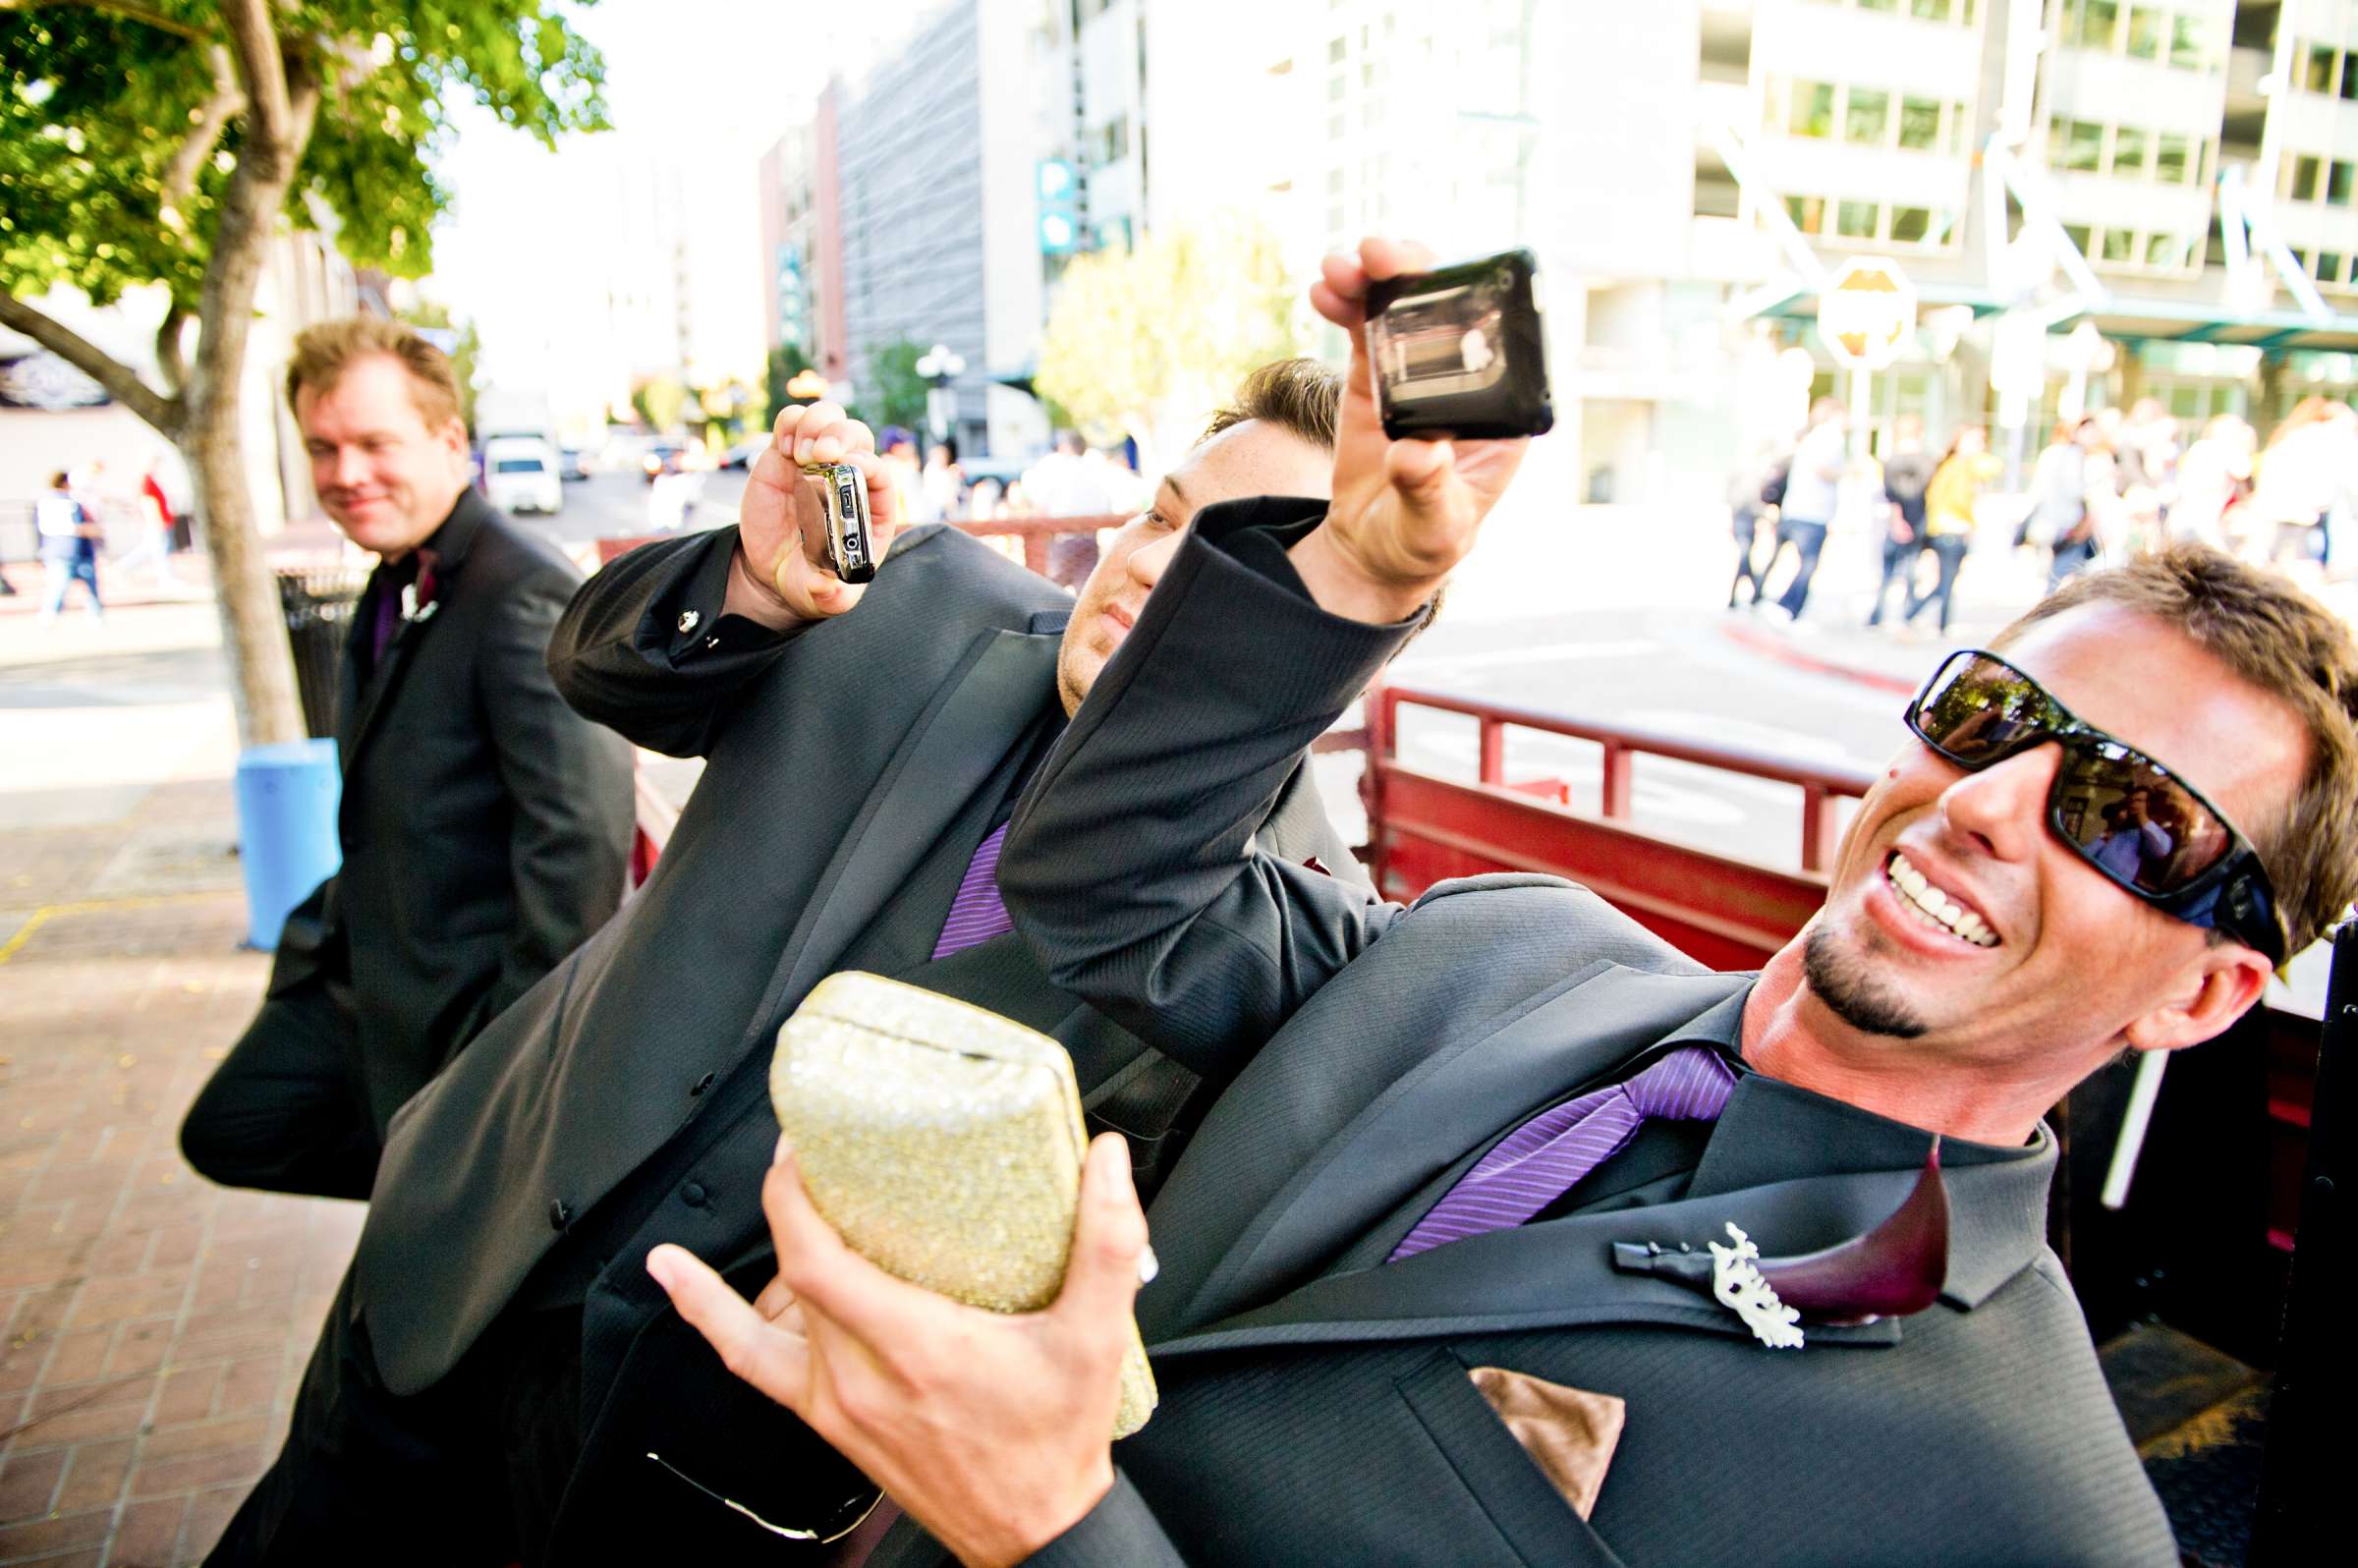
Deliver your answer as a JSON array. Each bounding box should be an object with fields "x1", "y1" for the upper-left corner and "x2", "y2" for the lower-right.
[{"x1": 234, "y1": 738, "x2": 342, "y2": 951}]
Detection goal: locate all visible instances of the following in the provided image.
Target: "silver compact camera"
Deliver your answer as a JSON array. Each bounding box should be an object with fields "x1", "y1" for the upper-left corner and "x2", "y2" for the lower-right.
[
  {"x1": 803, "y1": 462, "x2": 877, "y2": 585},
  {"x1": 1364, "y1": 248, "x2": 1554, "y2": 441}
]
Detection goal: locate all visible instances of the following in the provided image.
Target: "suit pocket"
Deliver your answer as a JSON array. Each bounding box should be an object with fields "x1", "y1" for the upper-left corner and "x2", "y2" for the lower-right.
[{"x1": 1394, "y1": 1348, "x2": 1630, "y2": 1568}]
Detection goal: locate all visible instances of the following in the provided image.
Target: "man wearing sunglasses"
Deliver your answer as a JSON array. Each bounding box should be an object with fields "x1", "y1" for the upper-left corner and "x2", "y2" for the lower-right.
[{"x1": 657, "y1": 238, "x2": 2358, "y2": 1568}]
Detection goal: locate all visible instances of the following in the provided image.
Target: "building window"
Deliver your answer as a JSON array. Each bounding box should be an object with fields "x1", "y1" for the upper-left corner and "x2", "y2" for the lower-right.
[
  {"x1": 1327, "y1": 36, "x2": 1345, "y2": 64},
  {"x1": 1844, "y1": 87, "x2": 1889, "y2": 143},
  {"x1": 1891, "y1": 205, "x2": 1933, "y2": 242},
  {"x1": 1784, "y1": 194, "x2": 1826, "y2": 235},
  {"x1": 2066, "y1": 0, "x2": 2119, "y2": 50},
  {"x1": 2291, "y1": 155, "x2": 2324, "y2": 203},
  {"x1": 2101, "y1": 228, "x2": 2138, "y2": 262},
  {"x1": 1899, "y1": 94, "x2": 1940, "y2": 149},
  {"x1": 2167, "y1": 12, "x2": 2205, "y2": 71},
  {"x1": 2316, "y1": 252, "x2": 2348, "y2": 288},
  {"x1": 2063, "y1": 119, "x2": 2104, "y2": 172},
  {"x1": 2344, "y1": 53, "x2": 2358, "y2": 101},
  {"x1": 2306, "y1": 45, "x2": 2336, "y2": 95},
  {"x1": 2064, "y1": 223, "x2": 2095, "y2": 255},
  {"x1": 1792, "y1": 81, "x2": 1836, "y2": 138},
  {"x1": 1836, "y1": 198, "x2": 1879, "y2": 238},
  {"x1": 2111, "y1": 126, "x2": 2148, "y2": 178},
  {"x1": 2060, "y1": 0, "x2": 2216, "y2": 70}
]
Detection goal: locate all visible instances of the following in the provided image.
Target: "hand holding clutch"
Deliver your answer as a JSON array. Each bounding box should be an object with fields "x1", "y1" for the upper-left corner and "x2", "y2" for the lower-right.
[{"x1": 647, "y1": 974, "x2": 1158, "y2": 1568}]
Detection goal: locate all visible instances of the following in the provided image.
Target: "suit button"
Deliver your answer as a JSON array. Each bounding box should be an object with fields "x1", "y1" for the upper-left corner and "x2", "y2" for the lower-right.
[
  {"x1": 548, "y1": 1199, "x2": 572, "y2": 1230},
  {"x1": 682, "y1": 1182, "x2": 708, "y2": 1208},
  {"x1": 690, "y1": 1072, "x2": 716, "y2": 1098}
]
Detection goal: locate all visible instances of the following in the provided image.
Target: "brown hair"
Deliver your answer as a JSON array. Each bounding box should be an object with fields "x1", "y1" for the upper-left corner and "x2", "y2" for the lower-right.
[
  {"x1": 284, "y1": 317, "x2": 463, "y2": 431},
  {"x1": 1993, "y1": 546, "x2": 2358, "y2": 954},
  {"x1": 1204, "y1": 357, "x2": 1342, "y2": 451}
]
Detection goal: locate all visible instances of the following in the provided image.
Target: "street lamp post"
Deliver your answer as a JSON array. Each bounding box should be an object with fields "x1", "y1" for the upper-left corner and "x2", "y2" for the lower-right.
[{"x1": 915, "y1": 342, "x2": 966, "y2": 447}]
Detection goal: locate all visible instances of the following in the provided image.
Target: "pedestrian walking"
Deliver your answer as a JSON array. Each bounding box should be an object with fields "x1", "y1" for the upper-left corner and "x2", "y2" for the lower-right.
[
  {"x1": 1765, "y1": 396, "x2": 1845, "y2": 621},
  {"x1": 1867, "y1": 415, "x2": 1934, "y2": 627},
  {"x1": 1725, "y1": 444, "x2": 1782, "y2": 607},
  {"x1": 2170, "y1": 414, "x2": 2254, "y2": 550},
  {"x1": 110, "y1": 459, "x2": 182, "y2": 586},
  {"x1": 2031, "y1": 417, "x2": 2105, "y2": 588},
  {"x1": 1905, "y1": 424, "x2": 2000, "y2": 634},
  {"x1": 2253, "y1": 396, "x2": 2357, "y2": 572},
  {"x1": 34, "y1": 470, "x2": 103, "y2": 622}
]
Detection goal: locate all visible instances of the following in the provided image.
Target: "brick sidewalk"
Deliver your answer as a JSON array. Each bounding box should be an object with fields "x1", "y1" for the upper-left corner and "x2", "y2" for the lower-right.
[{"x1": 0, "y1": 770, "x2": 361, "y2": 1563}]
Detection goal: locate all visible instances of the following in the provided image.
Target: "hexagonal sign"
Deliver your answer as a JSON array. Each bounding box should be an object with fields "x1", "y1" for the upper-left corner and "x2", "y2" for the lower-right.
[{"x1": 1816, "y1": 256, "x2": 1918, "y2": 370}]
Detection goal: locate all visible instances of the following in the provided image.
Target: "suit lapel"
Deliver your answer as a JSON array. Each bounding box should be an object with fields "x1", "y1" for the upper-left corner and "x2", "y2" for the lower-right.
[
  {"x1": 759, "y1": 626, "x2": 1061, "y2": 1022},
  {"x1": 1146, "y1": 966, "x2": 1747, "y2": 1340},
  {"x1": 1151, "y1": 1163, "x2": 1927, "y2": 1361}
]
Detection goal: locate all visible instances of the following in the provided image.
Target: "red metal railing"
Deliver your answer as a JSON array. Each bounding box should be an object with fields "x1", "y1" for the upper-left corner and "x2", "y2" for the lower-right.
[{"x1": 1363, "y1": 682, "x2": 1877, "y2": 970}]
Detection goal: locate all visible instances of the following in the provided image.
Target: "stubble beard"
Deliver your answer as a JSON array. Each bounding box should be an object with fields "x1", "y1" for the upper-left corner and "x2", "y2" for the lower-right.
[{"x1": 1802, "y1": 924, "x2": 1931, "y2": 1040}]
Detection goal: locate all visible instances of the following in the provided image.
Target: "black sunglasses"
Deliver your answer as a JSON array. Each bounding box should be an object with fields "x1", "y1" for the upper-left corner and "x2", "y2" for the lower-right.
[{"x1": 1904, "y1": 649, "x2": 2285, "y2": 965}]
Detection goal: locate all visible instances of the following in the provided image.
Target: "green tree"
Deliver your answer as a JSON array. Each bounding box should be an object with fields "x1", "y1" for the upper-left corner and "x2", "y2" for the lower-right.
[
  {"x1": 0, "y1": 0, "x2": 606, "y2": 747},
  {"x1": 631, "y1": 374, "x2": 686, "y2": 434},
  {"x1": 858, "y1": 338, "x2": 931, "y2": 436},
  {"x1": 400, "y1": 299, "x2": 481, "y2": 433},
  {"x1": 1035, "y1": 214, "x2": 1301, "y2": 471}
]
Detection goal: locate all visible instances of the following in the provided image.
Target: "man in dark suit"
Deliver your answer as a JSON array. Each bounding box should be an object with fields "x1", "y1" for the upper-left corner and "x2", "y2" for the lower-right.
[
  {"x1": 658, "y1": 241, "x2": 2358, "y2": 1567},
  {"x1": 181, "y1": 318, "x2": 634, "y2": 1203},
  {"x1": 206, "y1": 362, "x2": 1362, "y2": 1564}
]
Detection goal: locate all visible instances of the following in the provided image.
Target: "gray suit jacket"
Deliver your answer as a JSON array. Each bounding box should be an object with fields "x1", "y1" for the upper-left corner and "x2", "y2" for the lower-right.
[
  {"x1": 876, "y1": 500, "x2": 2177, "y2": 1567},
  {"x1": 341, "y1": 523, "x2": 1355, "y2": 1552}
]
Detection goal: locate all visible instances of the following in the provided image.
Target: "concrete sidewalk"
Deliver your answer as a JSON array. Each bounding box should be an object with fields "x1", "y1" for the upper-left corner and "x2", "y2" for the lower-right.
[{"x1": 0, "y1": 601, "x2": 360, "y2": 1567}]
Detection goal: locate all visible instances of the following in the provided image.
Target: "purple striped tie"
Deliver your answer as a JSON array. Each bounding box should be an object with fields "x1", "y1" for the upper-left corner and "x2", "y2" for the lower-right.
[
  {"x1": 930, "y1": 822, "x2": 1015, "y2": 960},
  {"x1": 1390, "y1": 1045, "x2": 1735, "y2": 1261}
]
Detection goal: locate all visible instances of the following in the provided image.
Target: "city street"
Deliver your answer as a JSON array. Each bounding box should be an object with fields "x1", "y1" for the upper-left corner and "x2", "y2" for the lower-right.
[{"x1": 512, "y1": 466, "x2": 753, "y2": 550}]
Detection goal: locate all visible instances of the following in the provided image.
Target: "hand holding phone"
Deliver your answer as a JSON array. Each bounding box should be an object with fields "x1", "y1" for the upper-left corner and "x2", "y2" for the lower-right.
[
  {"x1": 1364, "y1": 249, "x2": 1554, "y2": 441},
  {"x1": 726, "y1": 403, "x2": 893, "y2": 629}
]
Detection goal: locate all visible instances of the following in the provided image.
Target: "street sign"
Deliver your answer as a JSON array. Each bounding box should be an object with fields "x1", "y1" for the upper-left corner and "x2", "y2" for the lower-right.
[{"x1": 1816, "y1": 256, "x2": 1917, "y2": 369}]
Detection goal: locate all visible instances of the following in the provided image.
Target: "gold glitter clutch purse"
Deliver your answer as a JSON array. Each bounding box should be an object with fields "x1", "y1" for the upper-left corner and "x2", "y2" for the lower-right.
[{"x1": 771, "y1": 972, "x2": 1157, "y2": 1438}]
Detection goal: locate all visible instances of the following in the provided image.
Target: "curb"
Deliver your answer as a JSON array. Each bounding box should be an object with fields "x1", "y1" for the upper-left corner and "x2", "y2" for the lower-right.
[{"x1": 1716, "y1": 619, "x2": 1920, "y2": 697}]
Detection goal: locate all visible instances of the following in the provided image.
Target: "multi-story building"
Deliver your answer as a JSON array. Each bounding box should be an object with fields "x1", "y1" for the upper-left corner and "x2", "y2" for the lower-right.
[
  {"x1": 756, "y1": 90, "x2": 852, "y2": 390},
  {"x1": 822, "y1": 0, "x2": 1047, "y2": 457}
]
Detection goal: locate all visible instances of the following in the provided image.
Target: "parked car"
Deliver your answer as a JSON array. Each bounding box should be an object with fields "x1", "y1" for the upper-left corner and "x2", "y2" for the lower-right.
[
  {"x1": 484, "y1": 437, "x2": 563, "y2": 515},
  {"x1": 558, "y1": 447, "x2": 590, "y2": 481},
  {"x1": 720, "y1": 437, "x2": 766, "y2": 471}
]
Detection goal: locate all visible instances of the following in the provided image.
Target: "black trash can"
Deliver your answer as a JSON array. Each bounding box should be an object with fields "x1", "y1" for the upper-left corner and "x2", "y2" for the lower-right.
[{"x1": 275, "y1": 567, "x2": 369, "y2": 739}]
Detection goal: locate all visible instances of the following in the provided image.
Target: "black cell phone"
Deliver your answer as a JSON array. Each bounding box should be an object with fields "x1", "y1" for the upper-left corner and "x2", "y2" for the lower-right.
[
  {"x1": 806, "y1": 462, "x2": 877, "y2": 584},
  {"x1": 1364, "y1": 248, "x2": 1554, "y2": 441}
]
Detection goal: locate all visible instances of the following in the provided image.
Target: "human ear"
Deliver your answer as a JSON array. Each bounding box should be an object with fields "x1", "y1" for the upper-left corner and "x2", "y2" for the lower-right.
[{"x1": 2120, "y1": 945, "x2": 2274, "y2": 1054}]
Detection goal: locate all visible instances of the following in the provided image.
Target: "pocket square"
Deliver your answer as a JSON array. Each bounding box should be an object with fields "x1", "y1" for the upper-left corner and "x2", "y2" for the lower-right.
[{"x1": 1467, "y1": 1367, "x2": 1626, "y2": 1521}]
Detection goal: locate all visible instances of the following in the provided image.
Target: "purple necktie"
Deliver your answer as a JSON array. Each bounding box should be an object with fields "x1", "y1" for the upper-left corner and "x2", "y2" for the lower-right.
[
  {"x1": 930, "y1": 822, "x2": 1014, "y2": 960},
  {"x1": 368, "y1": 558, "x2": 416, "y2": 666},
  {"x1": 1390, "y1": 1045, "x2": 1736, "y2": 1261}
]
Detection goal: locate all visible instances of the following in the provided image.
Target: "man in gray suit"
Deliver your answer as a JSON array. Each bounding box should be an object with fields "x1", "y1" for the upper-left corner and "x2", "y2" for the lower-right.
[
  {"x1": 208, "y1": 362, "x2": 1363, "y2": 1565},
  {"x1": 658, "y1": 240, "x2": 2358, "y2": 1567}
]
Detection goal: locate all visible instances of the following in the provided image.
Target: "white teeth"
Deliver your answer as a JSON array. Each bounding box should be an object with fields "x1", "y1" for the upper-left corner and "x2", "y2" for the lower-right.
[{"x1": 1885, "y1": 853, "x2": 1998, "y2": 948}]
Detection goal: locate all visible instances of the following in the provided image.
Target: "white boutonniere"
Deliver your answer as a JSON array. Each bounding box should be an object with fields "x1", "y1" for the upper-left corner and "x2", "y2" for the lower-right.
[
  {"x1": 400, "y1": 550, "x2": 443, "y2": 624},
  {"x1": 1710, "y1": 1224, "x2": 1804, "y2": 1349}
]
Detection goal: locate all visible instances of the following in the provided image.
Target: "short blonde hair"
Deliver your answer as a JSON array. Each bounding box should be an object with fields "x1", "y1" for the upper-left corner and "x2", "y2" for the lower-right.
[
  {"x1": 285, "y1": 317, "x2": 463, "y2": 431},
  {"x1": 1994, "y1": 547, "x2": 2358, "y2": 954},
  {"x1": 1204, "y1": 358, "x2": 1342, "y2": 451}
]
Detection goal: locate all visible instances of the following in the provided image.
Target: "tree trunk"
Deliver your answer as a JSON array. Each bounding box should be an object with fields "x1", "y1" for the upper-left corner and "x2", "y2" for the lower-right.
[{"x1": 182, "y1": 71, "x2": 319, "y2": 750}]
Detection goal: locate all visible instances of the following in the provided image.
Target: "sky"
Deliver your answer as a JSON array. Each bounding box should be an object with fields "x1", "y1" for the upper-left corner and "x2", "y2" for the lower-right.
[{"x1": 424, "y1": 0, "x2": 937, "y2": 398}]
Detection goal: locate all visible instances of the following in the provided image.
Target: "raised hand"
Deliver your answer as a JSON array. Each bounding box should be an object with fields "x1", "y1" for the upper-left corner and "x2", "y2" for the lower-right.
[
  {"x1": 646, "y1": 1132, "x2": 1150, "y2": 1568},
  {"x1": 1291, "y1": 237, "x2": 1533, "y2": 624},
  {"x1": 725, "y1": 403, "x2": 896, "y2": 629}
]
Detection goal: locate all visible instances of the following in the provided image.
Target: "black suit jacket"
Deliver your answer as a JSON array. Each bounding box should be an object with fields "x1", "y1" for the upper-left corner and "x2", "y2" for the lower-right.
[
  {"x1": 864, "y1": 501, "x2": 2177, "y2": 1567},
  {"x1": 343, "y1": 524, "x2": 1357, "y2": 1554},
  {"x1": 267, "y1": 488, "x2": 635, "y2": 1134}
]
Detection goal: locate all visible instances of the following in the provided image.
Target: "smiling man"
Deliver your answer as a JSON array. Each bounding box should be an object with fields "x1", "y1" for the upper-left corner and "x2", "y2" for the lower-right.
[
  {"x1": 181, "y1": 317, "x2": 632, "y2": 1204},
  {"x1": 207, "y1": 359, "x2": 1364, "y2": 1566},
  {"x1": 658, "y1": 241, "x2": 2358, "y2": 1568}
]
